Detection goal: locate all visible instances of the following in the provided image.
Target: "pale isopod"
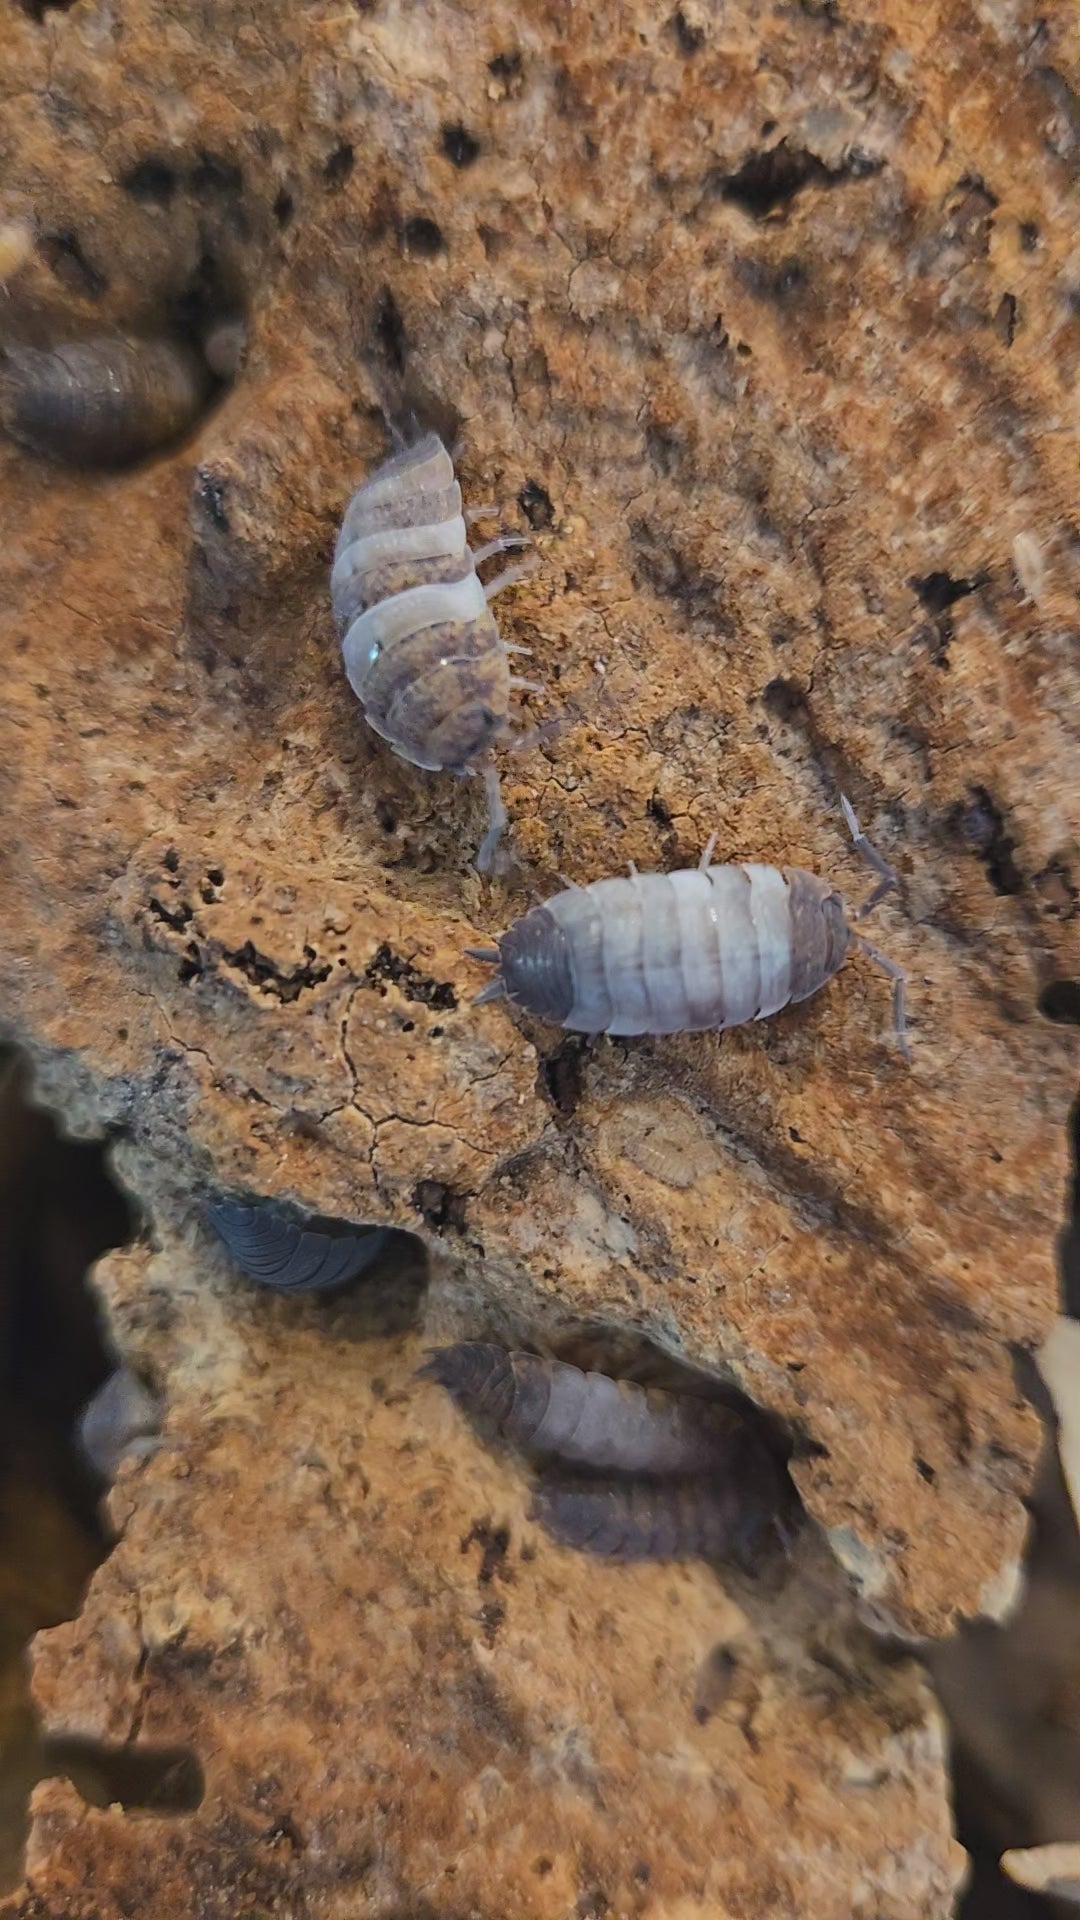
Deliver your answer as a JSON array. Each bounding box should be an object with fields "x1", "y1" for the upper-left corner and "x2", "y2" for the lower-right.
[
  {"x1": 468, "y1": 795, "x2": 910, "y2": 1056},
  {"x1": 531, "y1": 1462, "x2": 782, "y2": 1565},
  {"x1": 76, "y1": 1366, "x2": 163, "y2": 1482},
  {"x1": 419, "y1": 1342, "x2": 743, "y2": 1473},
  {"x1": 0, "y1": 333, "x2": 213, "y2": 466},
  {"x1": 208, "y1": 1199, "x2": 390, "y2": 1293},
  {"x1": 332, "y1": 431, "x2": 536, "y2": 871}
]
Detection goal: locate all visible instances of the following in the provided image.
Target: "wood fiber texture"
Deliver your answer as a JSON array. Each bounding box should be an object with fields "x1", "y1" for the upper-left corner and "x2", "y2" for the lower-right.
[{"x1": 0, "y1": 0, "x2": 1077, "y2": 1912}]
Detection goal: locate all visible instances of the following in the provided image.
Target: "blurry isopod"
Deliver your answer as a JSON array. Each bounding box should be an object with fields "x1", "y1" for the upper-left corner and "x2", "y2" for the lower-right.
[
  {"x1": 332, "y1": 430, "x2": 539, "y2": 870},
  {"x1": 532, "y1": 1460, "x2": 783, "y2": 1565},
  {"x1": 76, "y1": 1365, "x2": 163, "y2": 1481},
  {"x1": 468, "y1": 795, "x2": 910, "y2": 1056},
  {"x1": 419, "y1": 1342, "x2": 743, "y2": 1474},
  {"x1": 209, "y1": 1199, "x2": 390, "y2": 1293},
  {"x1": 0, "y1": 332, "x2": 214, "y2": 466}
]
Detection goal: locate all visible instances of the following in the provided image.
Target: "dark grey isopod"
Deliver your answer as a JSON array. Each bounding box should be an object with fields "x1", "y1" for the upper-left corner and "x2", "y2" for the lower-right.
[
  {"x1": 420, "y1": 1342, "x2": 743, "y2": 1474},
  {"x1": 332, "y1": 431, "x2": 537, "y2": 871},
  {"x1": 0, "y1": 334, "x2": 213, "y2": 467},
  {"x1": 208, "y1": 1200, "x2": 390, "y2": 1293},
  {"x1": 532, "y1": 1457, "x2": 783, "y2": 1565},
  {"x1": 468, "y1": 797, "x2": 910, "y2": 1055}
]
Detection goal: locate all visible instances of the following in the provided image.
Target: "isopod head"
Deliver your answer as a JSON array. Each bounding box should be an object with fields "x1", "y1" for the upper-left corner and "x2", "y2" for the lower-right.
[{"x1": 473, "y1": 906, "x2": 573, "y2": 1016}]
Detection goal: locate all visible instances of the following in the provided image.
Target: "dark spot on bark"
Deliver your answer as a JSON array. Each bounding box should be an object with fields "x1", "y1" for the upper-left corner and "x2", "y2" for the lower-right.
[
  {"x1": 221, "y1": 941, "x2": 332, "y2": 1003},
  {"x1": 669, "y1": 9, "x2": 704, "y2": 53},
  {"x1": 735, "y1": 253, "x2": 808, "y2": 305},
  {"x1": 712, "y1": 141, "x2": 883, "y2": 220},
  {"x1": 412, "y1": 1179, "x2": 468, "y2": 1233},
  {"x1": 149, "y1": 896, "x2": 193, "y2": 933},
  {"x1": 364, "y1": 942, "x2": 457, "y2": 1010},
  {"x1": 910, "y1": 569, "x2": 988, "y2": 664},
  {"x1": 178, "y1": 942, "x2": 204, "y2": 983},
  {"x1": 402, "y1": 215, "x2": 444, "y2": 257},
  {"x1": 39, "y1": 230, "x2": 107, "y2": 299},
  {"x1": 1040, "y1": 981, "x2": 1080, "y2": 1026},
  {"x1": 163, "y1": 847, "x2": 181, "y2": 873},
  {"x1": 647, "y1": 792, "x2": 674, "y2": 830},
  {"x1": 461, "y1": 1517, "x2": 511, "y2": 1586},
  {"x1": 374, "y1": 287, "x2": 407, "y2": 374},
  {"x1": 189, "y1": 152, "x2": 244, "y2": 198},
  {"x1": 993, "y1": 291, "x2": 1018, "y2": 347},
  {"x1": 441, "y1": 123, "x2": 481, "y2": 167},
  {"x1": 194, "y1": 468, "x2": 230, "y2": 534},
  {"x1": 477, "y1": 1598, "x2": 505, "y2": 1645},
  {"x1": 1019, "y1": 220, "x2": 1040, "y2": 252},
  {"x1": 518, "y1": 478, "x2": 554, "y2": 529},
  {"x1": 12, "y1": 0, "x2": 75, "y2": 18},
  {"x1": 539, "y1": 1034, "x2": 588, "y2": 1117},
  {"x1": 272, "y1": 187, "x2": 295, "y2": 227},
  {"x1": 763, "y1": 676, "x2": 809, "y2": 723},
  {"x1": 119, "y1": 157, "x2": 179, "y2": 204},
  {"x1": 207, "y1": 866, "x2": 225, "y2": 887},
  {"x1": 488, "y1": 49, "x2": 523, "y2": 87},
  {"x1": 915, "y1": 1456, "x2": 937, "y2": 1484},
  {"x1": 630, "y1": 517, "x2": 733, "y2": 631},
  {"x1": 951, "y1": 787, "x2": 1023, "y2": 897},
  {"x1": 323, "y1": 143, "x2": 355, "y2": 188}
]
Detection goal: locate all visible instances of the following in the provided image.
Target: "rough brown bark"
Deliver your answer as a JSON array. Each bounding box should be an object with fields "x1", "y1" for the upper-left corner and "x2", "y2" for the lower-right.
[{"x1": 0, "y1": 0, "x2": 1077, "y2": 1911}]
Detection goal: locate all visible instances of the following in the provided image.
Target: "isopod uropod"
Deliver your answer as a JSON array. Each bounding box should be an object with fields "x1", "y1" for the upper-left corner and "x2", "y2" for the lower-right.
[
  {"x1": 0, "y1": 333, "x2": 215, "y2": 467},
  {"x1": 419, "y1": 1342, "x2": 744, "y2": 1474},
  {"x1": 331, "y1": 431, "x2": 537, "y2": 871},
  {"x1": 468, "y1": 797, "x2": 910, "y2": 1056}
]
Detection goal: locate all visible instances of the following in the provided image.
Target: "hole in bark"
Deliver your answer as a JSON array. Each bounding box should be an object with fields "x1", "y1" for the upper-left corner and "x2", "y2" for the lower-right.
[
  {"x1": 402, "y1": 215, "x2": 445, "y2": 257},
  {"x1": 538, "y1": 1034, "x2": 589, "y2": 1117},
  {"x1": 518, "y1": 478, "x2": 554, "y2": 529},
  {"x1": 412, "y1": 1179, "x2": 469, "y2": 1233},
  {"x1": 364, "y1": 942, "x2": 457, "y2": 1010},
  {"x1": 272, "y1": 187, "x2": 295, "y2": 228},
  {"x1": 1040, "y1": 980, "x2": 1080, "y2": 1026},
  {"x1": 220, "y1": 939, "x2": 332, "y2": 1003},
  {"x1": 12, "y1": 0, "x2": 75, "y2": 17},
  {"x1": 950, "y1": 786, "x2": 1023, "y2": 896},
  {"x1": 712, "y1": 142, "x2": 882, "y2": 220},
  {"x1": 40, "y1": 1737, "x2": 205, "y2": 1813},
  {"x1": 119, "y1": 157, "x2": 179, "y2": 204},
  {"x1": 323, "y1": 143, "x2": 355, "y2": 189},
  {"x1": 0, "y1": 1051, "x2": 138, "y2": 1892},
  {"x1": 669, "y1": 9, "x2": 705, "y2": 53},
  {"x1": 441, "y1": 123, "x2": 481, "y2": 168},
  {"x1": 189, "y1": 152, "x2": 244, "y2": 199}
]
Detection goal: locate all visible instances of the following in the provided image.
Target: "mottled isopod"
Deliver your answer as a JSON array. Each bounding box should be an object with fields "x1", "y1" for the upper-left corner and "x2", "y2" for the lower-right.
[
  {"x1": 468, "y1": 796, "x2": 910, "y2": 1055},
  {"x1": 209, "y1": 1199, "x2": 390, "y2": 1293},
  {"x1": 0, "y1": 333, "x2": 213, "y2": 466},
  {"x1": 332, "y1": 431, "x2": 536, "y2": 870},
  {"x1": 419, "y1": 1342, "x2": 742, "y2": 1473},
  {"x1": 532, "y1": 1462, "x2": 782, "y2": 1565}
]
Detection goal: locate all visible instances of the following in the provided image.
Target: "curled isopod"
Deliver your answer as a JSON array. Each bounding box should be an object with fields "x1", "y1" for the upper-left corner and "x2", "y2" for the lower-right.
[
  {"x1": 468, "y1": 795, "x2": 910, "y2": 1056},
  {"x1": 76, "y1": 1366, "x2": 163, "y2": 1482},
  {"x1": 332, "y1": 431, "x2": 537, "y2": 871},
  {"x1": 208, "y1": 1199, "x2": 390, "y2": 1293},
  {"x1": 0, "y1": 333, "x2": 214, "y2": 466},
  {"x1": 419, "y1": 1342, "x2": 743, "y2": 1474},
  {"x1": 532, "y1": 1458, "x2": 783, "y2": 1565}
]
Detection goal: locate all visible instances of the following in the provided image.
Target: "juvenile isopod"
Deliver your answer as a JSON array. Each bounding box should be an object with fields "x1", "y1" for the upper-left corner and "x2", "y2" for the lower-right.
[
  {"x1": 419, "y1": 1342, "x2": 743, "y2": 1473},
  {"x1": 531, "y1": 1461, "x2": 783, "y2": 1565},
  {"x1": 332, "y1": 431, "x2": 537, "y2": 870},
  {"x1": 467, "y1": 796, "x2": 910, "y2": 1056},
  {"x1": 208, "y1": 1199, "x2": 390, "y2": 1293},
  {"x1": 0, "y1": 332, "x2": 214, "y2": 466}
]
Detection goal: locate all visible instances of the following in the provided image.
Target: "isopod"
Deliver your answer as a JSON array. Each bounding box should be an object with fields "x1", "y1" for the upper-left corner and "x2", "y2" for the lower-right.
[
  {"x1": 0, "y1": 332, "x2": 213, "y2": 466},
  {"x1": 208, "y1": 1199, "x2": 390, "y2": 1293},
  {"x1": 468, "y1": 795, "x2": 910, "y2": 1056},
  {"x1": 331, "y1": 431, "x2": 536, "y2": 871},
  {"x1": 76, "y1": 1366, "x2": 163, "y2": 1482},
  {"x1": 419, "y1": 1342, "x2": 742, "y2": 1474},
  {"x1": 532, "y1": 1462, "x2": 782, "y2": 1565}
]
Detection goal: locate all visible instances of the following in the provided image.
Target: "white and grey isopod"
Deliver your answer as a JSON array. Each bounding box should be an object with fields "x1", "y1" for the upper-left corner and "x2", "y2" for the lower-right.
[
  {"x1": 468, "y1": 798, "x2": 910, "y2": 1055},
  {"x1": 332, "y1": 431, "x2": 536, "y2": 870}
]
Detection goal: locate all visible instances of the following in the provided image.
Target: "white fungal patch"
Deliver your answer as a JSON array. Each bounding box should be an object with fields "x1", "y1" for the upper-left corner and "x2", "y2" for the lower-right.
[{"x1": 332, "y1": 432, "x2": 534, "y2": 869}]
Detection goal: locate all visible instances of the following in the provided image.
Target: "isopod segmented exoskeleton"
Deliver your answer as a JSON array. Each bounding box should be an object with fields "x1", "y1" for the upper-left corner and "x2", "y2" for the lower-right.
[
  {"x1": 468, "y1": 796, "x2": 910, "y2": 1055},
  {"x1": 209, "y1": 1199, "x2": 390, "y2": 1293},
  {"x1": 0, "y1": 333, "x2": 215, "y2": 467},
  {"x1": 532, "y1": 1462, "x2": 783, "y2": 1565},
  {"x1": 332, "y1": 431, "x2": 537, "y2": 871},
  {"x1": 419, "y1": 1342, "x2": 744, "y2": 1474}
]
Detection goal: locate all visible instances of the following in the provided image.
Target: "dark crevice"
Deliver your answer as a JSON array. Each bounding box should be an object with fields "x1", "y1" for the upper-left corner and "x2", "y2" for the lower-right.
[
  {"x1": 1040, "y1": 980, "x2": 1080, "y2": 1027},
  {"x1": 441, "y1": 124, "x2": 481, "y2": 168},
  {"x1": 669, "y1": 9, "x2": 705, "y2": 53},
  {"x1": 40, "y1": 1738, "x2": 205, "y2": 1814},
  {"x1": 401, "y1": 215, "x2": 444, "y2": 258},
  {"x1": 711, "y1": 141, "x2": 883, "y2": 219},
  {"x1": 538, "y1": 1035, "x2": 589, "y2": 1118},
  {"x1": 518, "y1": 479, "x2": 554, "y2": 530},
  {"x1": 0, "y1": 1051, "x2": 141, "y2": 1892},
  {"x1": 374, "y1": 287, "x2": 407, "y2": 374},
  {"x1": 38, "y1": 229, "x2": 108, "y2": 299},
  {"x1": 364, "y1": 942, "x2": 457, "y2": 1011},
  {"x1": 412, "y1": 1179, "x2": 469, "y2": 1233},
  {"x1": 323, "y1": 144, "x2": 355, "y2": 189},
  {"x1": 119, "y1": 158, "x2": 180, "y2": 205},
  {"x1": 951, "y1": 787, "x2": 1024, "y2": 896},
  {"x1": 220, "y1": 941, "x2": 332, "y2": 1003},
  {"x1": 910, "y1": 568, "x2": 988, "y2": 664}
]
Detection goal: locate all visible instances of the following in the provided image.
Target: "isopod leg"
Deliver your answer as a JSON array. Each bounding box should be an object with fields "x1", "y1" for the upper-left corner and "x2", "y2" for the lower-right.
[
  {"x1": 854, "y1": 934, "x2": 911, "y2": 1062},
  {"x1": 841, "y1": 793, "x2": 899, "y2": 917},
  {"x1": 484, "y1": 562, "x2": 535, "y2": 600},
  {"x1": 698, "y1": 832, "x2": 718, "y2": 871},
  {"x1": 472, "y1": 533, "x2": 531, "y2": 565},
  {"x1": 465, "y1": 502, "x2": 497, "y2": 524},
  {"x1": 475, "y1": 762, "x2": 508, "y2": 874}
]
